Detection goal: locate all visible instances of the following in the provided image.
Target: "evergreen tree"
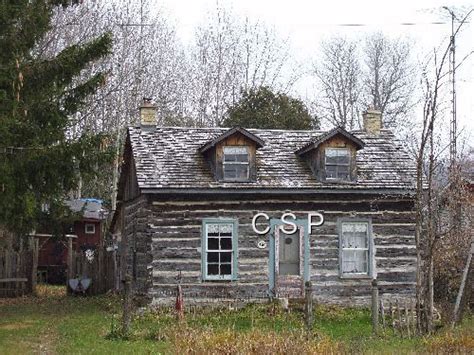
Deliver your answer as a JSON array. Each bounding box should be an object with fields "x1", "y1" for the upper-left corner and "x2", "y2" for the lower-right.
[
  {"x1": 0, "y1": 0, "x2": 112, "y2": 236},
  {"x1": 223, "y1": 87, "x2": 317, "y2": 130}
]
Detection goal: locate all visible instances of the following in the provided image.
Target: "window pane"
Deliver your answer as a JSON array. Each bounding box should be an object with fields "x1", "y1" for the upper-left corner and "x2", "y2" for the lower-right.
[
  {"x1": 208, "y1": 238, "x2": 219, "y2": 250},
  {"x1": 224, "y1": 164, "x2": 248, "y2": 180},
  {"x1": 342, "y1": 222, "x2": 367, "y2": 233},
  {"x1": 220, "y1": 252, "x2": 232, "y2": 263},
  {"x1": 208, "y1": 252, "x2": 219, "y2": 263},
  {"x1": 337, "y1": 170, "x2": 349, "y2": 180},
  {"x1": 336, "y1": 153, "x2": 349, "y2": 165},
  {"x1": 224, "y1": 146, "x2": 247, "y2": 155},
  {"x1": 342, "y1": 234, "x2": 367, "y2": 248},
  {"x1": 326, "y1": 155, "x2": 337, "y2": 165},
  {"x1": 236, "y1": 153, "x2": 248, "y2": 162},
  {"x1": 220, "y1": 264, "x2": 232, "y2": 275},
  {"x1": 342, "y1": 223, "x2": 368, "y2": 248},
  {"x1": 220, "y1": 238, "x2": 232, "y2": 250},
  {"x1": 342, "y1": 250, "x2": 368, "y2": 274},
  {"x1": 235, "y1": 165, "x2": 248, "y2": 179},
  {"x1": 208, "y1": 264, "x2": 219, "y2": 275},
  {"x1": 224, "y1": 165, "x2": 237, "y2": 179},
  {"x1": 208, "y1": 224, "x2": 219, "y2": 236},
  {"x1": 220, "y1": 224, "x2": 233, "y2": 235},
  {"x1": 326, "y1": 165, "x2": 337, "y2": 179}
]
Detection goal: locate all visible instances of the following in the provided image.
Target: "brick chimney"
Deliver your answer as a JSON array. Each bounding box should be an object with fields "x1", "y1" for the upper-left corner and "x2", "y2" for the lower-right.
[
  {"x1": 362, "y1": 107, "x2": 382, "y2": 135},
  {"x1": 139, "y1": 98, "x2": 156, "y2": 128}
]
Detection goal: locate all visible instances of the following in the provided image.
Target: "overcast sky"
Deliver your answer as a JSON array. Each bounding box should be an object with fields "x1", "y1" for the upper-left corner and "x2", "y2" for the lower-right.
[{"x1": 157, "y1": 0, "x2": 473, "y2": 144}]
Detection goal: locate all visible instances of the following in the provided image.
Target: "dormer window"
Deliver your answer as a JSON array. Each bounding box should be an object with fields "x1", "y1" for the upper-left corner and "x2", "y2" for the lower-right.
[
  {"x1": 295, "y1": 127, "x2": 365, "y2": 183},
  {"x1": 223, "y1": 146, "x2": 249, "y2": 181},
  {"x1": 198, "y1": 127, "x2": 264, "y2": 183},
  {"x1": 325, "y1": 148, "x2": 350, "y2": 181}
]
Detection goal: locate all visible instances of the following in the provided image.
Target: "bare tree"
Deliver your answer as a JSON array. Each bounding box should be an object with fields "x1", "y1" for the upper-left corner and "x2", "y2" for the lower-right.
[
  {"x1": 313, "y1": 36, "x2": 361, "y2": 130},
  {"x1": 414, "y1": 8, "x2": 473, "y2": 333},
  {"x1": 362, "y1": 32, "x2": 416, "y2": 128},
  {"x1": 314, "y1": 33, "x2": 416, "y2": 130},
  {"x1": 189, "y1": 4, "x2": 296, "y2": 127}
]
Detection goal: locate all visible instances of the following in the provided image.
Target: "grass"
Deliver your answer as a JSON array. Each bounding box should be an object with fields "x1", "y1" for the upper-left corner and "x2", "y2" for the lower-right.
[
  {"x1": 0, "y1": 285, "x2": 472, "y2": 354},
  {"x1": 0, "y1": 285, "x2": 166, "y2": 354}
]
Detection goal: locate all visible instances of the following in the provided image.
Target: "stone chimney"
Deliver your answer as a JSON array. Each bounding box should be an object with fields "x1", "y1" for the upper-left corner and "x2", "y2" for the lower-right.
[
  {"x1": 362, "y1": 107, "x2": 382, "y2": 135},
  {"x1": 139, "y1": 98, "x2": 156, "y2": 128}
]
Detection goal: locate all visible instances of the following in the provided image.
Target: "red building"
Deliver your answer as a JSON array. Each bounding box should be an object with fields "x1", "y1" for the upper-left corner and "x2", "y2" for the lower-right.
[{"x1": 36, "y1": 199, "x2": 107, "y2": 284}]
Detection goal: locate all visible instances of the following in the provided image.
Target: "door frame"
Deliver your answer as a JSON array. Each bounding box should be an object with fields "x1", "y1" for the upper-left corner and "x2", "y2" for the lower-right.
[{"x1": 268, "y1": 218, "x2": 309, "y2": 297}]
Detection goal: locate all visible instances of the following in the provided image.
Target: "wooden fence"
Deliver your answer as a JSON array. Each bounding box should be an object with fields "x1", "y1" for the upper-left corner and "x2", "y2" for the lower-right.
[
  {"x1": 0, "y1": 240, "x2": 38, "y2": 297},
  {"x1": 69, "y1": 247, "x2": 117, "y2": 295},
  {"x1": 379, "y1": 298, "x2": 418, "y2": 337}
]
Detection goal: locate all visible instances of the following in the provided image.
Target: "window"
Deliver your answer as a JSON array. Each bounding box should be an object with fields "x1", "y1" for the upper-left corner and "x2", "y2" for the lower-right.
[
  {"x1": 223, "y1": 146, "x2": 249, "y2": 181},
  {"x1": 85, "y1": 223, "x2": 95, "y2": 234},
  {"x1": 325, "y1": 148, "x2": 350, "y2": 181},
  {"x1": 202, "y1": 220, "x2": 238, "y2": 280},
  {"x1": 339, "y1": 220, "x2": 372, "y2": 277}
]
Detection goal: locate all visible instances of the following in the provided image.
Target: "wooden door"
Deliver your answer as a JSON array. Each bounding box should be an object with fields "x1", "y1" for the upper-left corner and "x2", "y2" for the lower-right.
[{"x1": 275, "y1": 226, "x2": 304, "y2": 298}]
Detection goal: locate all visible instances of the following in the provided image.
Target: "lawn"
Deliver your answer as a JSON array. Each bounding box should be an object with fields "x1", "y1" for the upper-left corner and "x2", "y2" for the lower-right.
[{"x1": 0, "y1": 285, "x2": 472, "y2": 354}]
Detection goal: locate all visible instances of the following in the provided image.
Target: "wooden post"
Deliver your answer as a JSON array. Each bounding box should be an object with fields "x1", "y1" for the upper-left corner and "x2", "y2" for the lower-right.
[
  {"x1": 371, "y1": 279, "x2": 379, "y2": 334},
  {"x1": 404, "y1": 300, "x2": 411, "y2": 337},
  {"x1": 31, "y1": 238, "x2": 38, "y2": 296},
  {"x1": 452, "y1": 240, "x2": 473, "y2": 328},
  {"x1": 380, "y1": 299, "x2": 386, "y2": 330},
  {"x1": 411, "y1": 299, "x2": 417, "y2": 336},
  {"x1": 396, "y1": 299, "x2": 403, "y2": 337},
  {"x1": 113, "y1": 247, "x2": 119, "y2": 292},
  {"x1": 67, "y1": 237, "x2": 73, "y2": 294},
  {"x1": 304, "y1": 281, "x2": 313, "y2": 331},
  {"x1": 122, "y1": 274, "x2": 132, "y2": 336}
]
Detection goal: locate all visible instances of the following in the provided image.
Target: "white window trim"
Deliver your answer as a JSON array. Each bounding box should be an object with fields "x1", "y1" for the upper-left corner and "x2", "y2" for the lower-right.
[
  {"x1": 222, "y1": 146, "x2": 250, "y2": 181},
  {"x1": 201, "y1": 219, "x2": 238, "y2": 281},
  {"x1": 85, "y1": 223, "x2": 96, "y2": 234},
  {"x1": 338, "y1": 218, "x2": 373, "y2": 279},
  {"x1": 325, "y1": 147, "x2": 351, "y2": 181}
]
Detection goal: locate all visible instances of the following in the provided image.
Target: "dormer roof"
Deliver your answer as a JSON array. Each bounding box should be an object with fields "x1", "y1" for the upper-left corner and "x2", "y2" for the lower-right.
[
  {"x1": 198, "y1": 126, "x2": 265, "y2": 153},
  {"x1": 295, "y1": 127, "x2": 365, "y2": 156}
]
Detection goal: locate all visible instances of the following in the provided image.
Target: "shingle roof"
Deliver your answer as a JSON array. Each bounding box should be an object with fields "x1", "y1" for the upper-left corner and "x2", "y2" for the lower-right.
[
  {"x1": 127, "y1": 126, "x2": 417, "y2": 191},
  {"x1": 65, "y1": 199, "x2": 107, "y2": 220}
]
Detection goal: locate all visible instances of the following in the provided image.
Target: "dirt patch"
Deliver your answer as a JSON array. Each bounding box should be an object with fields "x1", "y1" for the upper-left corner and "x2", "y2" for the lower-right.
[{"x1": 0, "y1": 321, "x2": 34, "y2": 330}]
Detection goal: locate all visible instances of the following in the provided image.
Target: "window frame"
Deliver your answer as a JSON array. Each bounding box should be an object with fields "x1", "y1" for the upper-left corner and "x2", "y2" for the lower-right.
[
  {"x1": 337, "y1": 218, "x2": 374, "y2": 279},
  {"x1": 85, "y1": 223, "x2": 96, "y2": 234},
  {"x1": 222, "y1": 146, "x2": 250, "y2": 182},
  {"x1": 324, "y1": 147, "x2": 351, "y2": 182},
  {"x1": 201, "y1": 218, "x2": 238, "y2": 281}
]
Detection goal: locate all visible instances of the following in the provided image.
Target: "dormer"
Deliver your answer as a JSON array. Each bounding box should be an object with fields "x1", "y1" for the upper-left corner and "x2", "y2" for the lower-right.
[
  {"x1": 199, "y1": 127, "x2": 265, "y2": 182},
  {"x1": 295, "y1": 127, "x2": 365, "y2": 183}
]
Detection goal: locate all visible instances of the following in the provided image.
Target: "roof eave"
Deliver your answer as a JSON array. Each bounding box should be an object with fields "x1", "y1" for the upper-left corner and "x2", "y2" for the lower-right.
[
  {"x1": 140, "y1": 187, "x2": 416, "y2": 196},
  {"x1": 198, "y1": 126, "x2": 265, "y2": 153},
  {"x1": 295, "y1": 127, "x2": 365, "y2": 156}
]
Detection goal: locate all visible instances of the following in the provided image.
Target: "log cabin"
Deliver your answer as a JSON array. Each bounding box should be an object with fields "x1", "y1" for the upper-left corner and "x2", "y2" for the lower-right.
[{"x1": 111, "y1": 101, "x2": 418, "y2": 306}]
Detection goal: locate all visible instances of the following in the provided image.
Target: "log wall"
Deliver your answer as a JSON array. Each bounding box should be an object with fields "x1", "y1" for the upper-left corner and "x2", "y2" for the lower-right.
[{"x1": 138, "y1": 193, "x2": 416, "y2": 306}]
